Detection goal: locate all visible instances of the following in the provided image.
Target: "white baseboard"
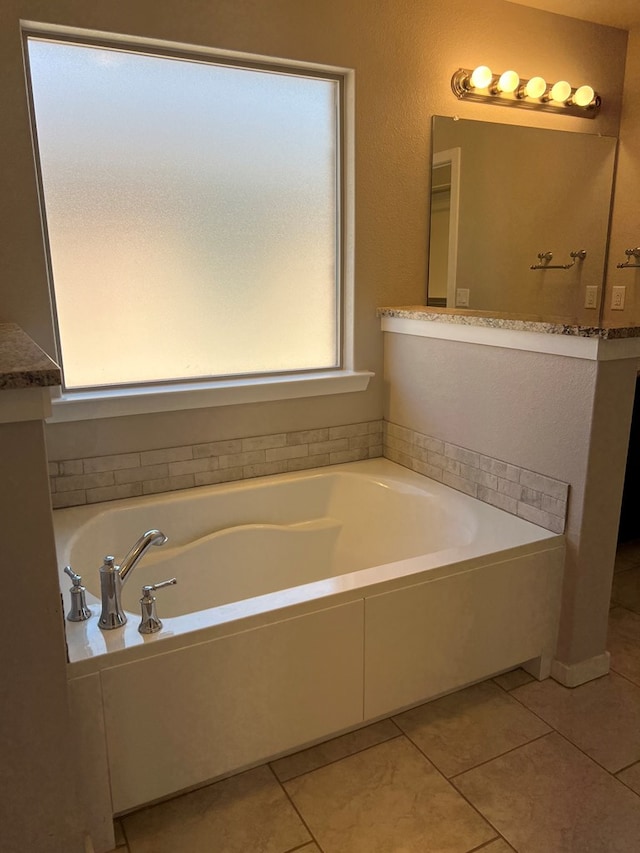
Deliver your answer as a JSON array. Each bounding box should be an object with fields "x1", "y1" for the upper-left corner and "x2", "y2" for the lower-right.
[{"x1": 551, "y1": 651, "x2": 610, "y2": 687}]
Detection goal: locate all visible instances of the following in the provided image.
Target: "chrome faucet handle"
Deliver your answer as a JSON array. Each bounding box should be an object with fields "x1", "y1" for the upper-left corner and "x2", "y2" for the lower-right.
[
  {"x1": 138, "y1": 578, "x2": 177, "y2": 635},
  {"x1": 63, "y1": 566, "x2": 92, "y2": 622}
]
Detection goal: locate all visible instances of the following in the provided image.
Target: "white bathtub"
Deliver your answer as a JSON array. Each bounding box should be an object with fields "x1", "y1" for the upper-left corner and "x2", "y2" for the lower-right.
[{"x1": 57, "y1": 458, "x2": 565, "y2": 818}]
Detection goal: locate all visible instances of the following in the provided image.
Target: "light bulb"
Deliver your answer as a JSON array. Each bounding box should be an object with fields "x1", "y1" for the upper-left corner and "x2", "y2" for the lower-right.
[
  {"x1": 573, "y1": 84, "x2": 595, "y2": 107},
  {"x1": 524, "y1": 76, "x2": 547, "y2": 99},
  {"x1": 550, "y1": 80, "x2": 571, "y2": 103},
  {"x1": 469, "y1": 65, "x2": 493, "y2": 89},
  {"x1": 497, "y1": 70, "x2": 519, "y2": 93}
]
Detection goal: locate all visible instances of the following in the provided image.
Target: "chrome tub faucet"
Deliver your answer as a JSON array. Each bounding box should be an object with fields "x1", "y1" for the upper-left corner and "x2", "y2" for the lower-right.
[{"x1": 98, "y1": 529, "x2": 168, "y2": 630}]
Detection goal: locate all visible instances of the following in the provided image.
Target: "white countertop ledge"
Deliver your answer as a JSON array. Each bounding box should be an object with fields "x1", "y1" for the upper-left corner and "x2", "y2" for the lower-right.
[
  {"x1": 48, "y1": 370, "x2": 374, "y2": 422},
  {"x1": 380, "y1": 316, "x2": 640, "y2": 361}
]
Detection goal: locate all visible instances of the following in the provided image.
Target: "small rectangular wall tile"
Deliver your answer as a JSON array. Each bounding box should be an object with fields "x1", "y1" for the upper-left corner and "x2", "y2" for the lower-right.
[
  {"x1": 542, "y1": 493, "x2": 567, "y2": 515},
  {"x1": 287, "y1": 454, "x2": 330, "y2": 472},
  {"x1": 83, "y1": 452, "x2": 140, "y2": 473},
  {"x1": 330, "y1": 448, "x2": 369, "y2": 465},
  {"x1": 497, "y1": 478, "x2": 524, "y2": 501},
  {"x1": 477, "y1": 486, "x2": 518, "y2": 514},
  {"x1": 47, "y1": 461, "x2": 59, "y2": 476},
  {"x1": 218, "y1": 450, "x2": 265, "y2": 469},
  {"x1": 52, "y1": 489, "x2": 87, "y2": 509},
  {"x1": 413, "y1": 433, "x2": 444, "y2": 454},
  {"x1": 309, "y1": 438, "x2": 349, "y2": 455},
  {"x1": 192, "y1": 439, "x2": 242, "y2": 459},
  {"x1": 140, "y1": 446, "x2": 193, "y2": 466},
  {"x1": 368, "y1": 444, "x2": 383, "y2": 458},
  {"x1": 287, "y1": 428, "x2": 329, "y2": 446},
  {"x1": 329, "y1": 422, "x2": 371, "y2": 439},
  {"x1": 169, "y1": 457, "x2": 219, "y2": 477},
  {"x1": 444, "y1": 443, "x2": 480, "y2": 468},
  {"x1": 115, "y1": 463, "x2": 168, "y2": 485},
  {"x1": 86, "y1": 483, "x2": 143, "y2": 504},
  {"x1": 459, "y1": 462, "x2": 498, "y2": 490},
  {"x1": 266, "y1": 445, "x2": 308, "y2": 462},
  {"x1": 242, "y1": 460, "x2": 288, "y2": 479},
  {"x1": 194, "y1": 467, "x2": 244, "y2": 487},
  {"x1": 480, "y1": 455, "x2": 520, "y2": 482},
  {"x1": 517, "y1": 502, "x2": 565, "y2": 534},
  {"x1": 519, "y1": 469, "x2": 569, "y2": 500},
  {"x1": 54, "y1": 471, "x2": 115, "y2": 493},
  {"x1": 443, "y1": 471, "x2": 478, "y2": 497},
  {"x1": 143, "y1": 474, "x2": 195, "y2": 495},
  {"x1": 242, "y1": 434, "x2": 287, "y2": 451}
]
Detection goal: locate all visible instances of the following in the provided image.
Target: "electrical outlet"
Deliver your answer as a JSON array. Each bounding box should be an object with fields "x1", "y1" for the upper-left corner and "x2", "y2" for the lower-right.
[
  {"x1": 612, "y1": 285, "x2": 626, "y2": 310},
  {"x1": 584, "y1": 286, "x2": 598, "y2": 309},
  {"x1": 456, "y1": 288, "x2": 470, "y2": 308}
]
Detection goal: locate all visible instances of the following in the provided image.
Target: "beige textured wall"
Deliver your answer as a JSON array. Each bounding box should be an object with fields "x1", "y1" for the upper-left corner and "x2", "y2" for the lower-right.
[
  {"x1": 0, "y1": 0, "x2": 628, "y2": 460},
  {"x1": 0, "y1": 419, "x2": 82, "y2": 852},
  {"x1": 603, "y1": 26, "x2": 640, "y2": 324},
  {"x1": 383, "y1": 333, "x2": 637, "y2": 667}
]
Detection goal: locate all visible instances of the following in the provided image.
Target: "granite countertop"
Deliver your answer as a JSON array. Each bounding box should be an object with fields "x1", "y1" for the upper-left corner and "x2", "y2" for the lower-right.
[
  {"x1": 377, "y1": 307, "x2": 640, "y2": 340},
  {"x1": 0, "y1": 323, "x2": 61, "y2": 390}
]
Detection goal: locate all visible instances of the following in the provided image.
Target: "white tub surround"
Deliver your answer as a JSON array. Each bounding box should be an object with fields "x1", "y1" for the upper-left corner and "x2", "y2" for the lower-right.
[
  {"x1": 381, "y1": 308, "x2": 638, "y2": 690},
  {"x1": 49, "y1": 419, "x2": 383, "y2": 508},
  {"x1": 58, "y1": 458, "x2": 564, "y2": 813}
]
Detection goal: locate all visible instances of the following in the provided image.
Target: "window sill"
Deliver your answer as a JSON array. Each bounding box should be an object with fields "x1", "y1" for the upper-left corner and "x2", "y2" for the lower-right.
[{"x1": 47, "y1": 370, "x2": 374, "y2": 423}]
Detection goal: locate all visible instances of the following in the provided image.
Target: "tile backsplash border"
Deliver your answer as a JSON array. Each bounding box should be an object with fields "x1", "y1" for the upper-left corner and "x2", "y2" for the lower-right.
[
  {"x1": 48, "y1": 418, "x2": 569, "y2": 534},
  {"x1": 49, "y1": 421, "x2": 384, "y2": 509},
  {"x1": 383, "y1": 421, "x2": 568, "y2": 534}
]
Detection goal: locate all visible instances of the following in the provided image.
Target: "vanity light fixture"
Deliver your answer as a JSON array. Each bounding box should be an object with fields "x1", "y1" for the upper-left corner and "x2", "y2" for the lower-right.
[{"x1": 451, "y1": 66, "x2": 601, "y2": 117}]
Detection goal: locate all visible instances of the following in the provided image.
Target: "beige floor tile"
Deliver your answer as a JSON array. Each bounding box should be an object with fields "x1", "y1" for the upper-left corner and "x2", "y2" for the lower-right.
[
  {"x1": 608, "y1": 606, "x2": 640, "y2": 685},
  {"x1": 617, "y1": 760, "x2": 640, "y2": 795},
  {"x1": 393, "y1": 680, "x2": 550, "y2": 777},
  {"x1": 123, "y1": 764, "x2": 310, "y2": 853},
  {"x1": 492, "y1": 668, "x2": 535, "y2": 691},
  {"x1": 455, "y1": 732, "x2": 640, "y2": 852},
  {"x1": 478, "y1": 840, "x2": 515, "y2": 852},
  {"x1": 512, "y1": 671, "x2": 640, "y2": 772},
  {"x1": 284, "y1": 736, "x2": 495, "y2": 853},
  {"x1": 611, "y1": 566, "x2": 640, "y2": 613},
  {"x1": 271, "y1": 719, "x2": 400, "y2": 782}
]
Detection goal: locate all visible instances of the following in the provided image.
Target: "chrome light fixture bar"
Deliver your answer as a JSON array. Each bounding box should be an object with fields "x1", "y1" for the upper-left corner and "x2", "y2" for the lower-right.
[{"x1": 451, "y1": 66, "x2": 601, "y2": 118}]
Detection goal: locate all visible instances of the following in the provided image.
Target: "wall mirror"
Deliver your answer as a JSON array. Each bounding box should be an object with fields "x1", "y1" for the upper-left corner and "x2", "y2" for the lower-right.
[{"x1": 427, "y1": 115, "x2": 617, "y2": 324}]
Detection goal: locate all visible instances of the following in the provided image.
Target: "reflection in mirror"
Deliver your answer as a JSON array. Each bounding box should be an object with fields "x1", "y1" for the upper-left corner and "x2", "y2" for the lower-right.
[{"x1": 427, "y1": 116, "x2": 617, "y2": 324}]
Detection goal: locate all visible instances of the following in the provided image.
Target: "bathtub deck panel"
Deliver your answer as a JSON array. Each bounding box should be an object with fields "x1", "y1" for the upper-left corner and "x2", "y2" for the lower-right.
[
  {"x1": 101, "y1": 599, "x2": 364, "y2": 813},
  {"x1": 363, "y1": 546, "x2": 565, "y2": 719}
]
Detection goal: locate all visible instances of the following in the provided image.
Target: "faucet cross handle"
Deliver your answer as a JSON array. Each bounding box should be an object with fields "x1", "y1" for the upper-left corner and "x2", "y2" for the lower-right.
[
  {"x1": 63, "y1": 566, "x2": 92, "y2": 622},
  {"x1": 138, "y1": 577, "x2": 177, "y2": 635}
]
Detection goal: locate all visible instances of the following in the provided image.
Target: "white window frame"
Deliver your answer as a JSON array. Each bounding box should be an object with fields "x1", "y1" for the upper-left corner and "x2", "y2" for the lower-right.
[{"x1": 21, "y1": 22, "x2": 370, "y2": 422}]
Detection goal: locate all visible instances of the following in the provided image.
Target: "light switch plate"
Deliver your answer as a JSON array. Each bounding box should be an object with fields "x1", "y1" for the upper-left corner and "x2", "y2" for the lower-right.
[
  {"x1": 456, "y1": 288, "x2": 470, "y2": 308},
  {"x1": 611, "y1": 286, "x2": 626, "y2": 310},
  {"x1": 584, "y1": 286, "x2": 598, "y2": 309}
]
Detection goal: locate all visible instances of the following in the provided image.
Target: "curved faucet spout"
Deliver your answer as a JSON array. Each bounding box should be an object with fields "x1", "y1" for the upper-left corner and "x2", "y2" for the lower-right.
[{"x1": 119, "y1": 529, "x2": 168, "y2": 584}]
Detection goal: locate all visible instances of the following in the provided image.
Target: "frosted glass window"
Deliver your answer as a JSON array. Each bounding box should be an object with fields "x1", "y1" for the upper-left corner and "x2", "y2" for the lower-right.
[{"x1": 26, "y1": 37, "x2": 340, "y2": 390}]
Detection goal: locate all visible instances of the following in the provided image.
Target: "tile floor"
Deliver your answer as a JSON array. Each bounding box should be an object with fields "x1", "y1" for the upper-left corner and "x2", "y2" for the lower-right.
[{"x1": 107, "y1": 541, "x2": 640, "y2": 852}]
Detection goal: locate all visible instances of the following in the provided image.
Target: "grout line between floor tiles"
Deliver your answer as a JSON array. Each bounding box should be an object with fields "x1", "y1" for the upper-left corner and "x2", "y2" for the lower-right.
[
  {"x1": 447, "y1": 730, "x2": 554, "y2": 782},
  {"x1": 399, "y1": 732, "x2": 509, "y2": 847},
  {"x1": 506, "y1": 679, "x2": 640, "y2": 777},
  {"x1": 616, "y1": 757, "x2": 640, "y2": 774},
  {"x1": 266, "y1": 762, "x2": 323, "y2": 853},
  {"x1": 466, "y1": 836, "x2": 513, "y2": 852},
  {"x1": 270, "y1": 731, "x2": 405, "y2": 783}
]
